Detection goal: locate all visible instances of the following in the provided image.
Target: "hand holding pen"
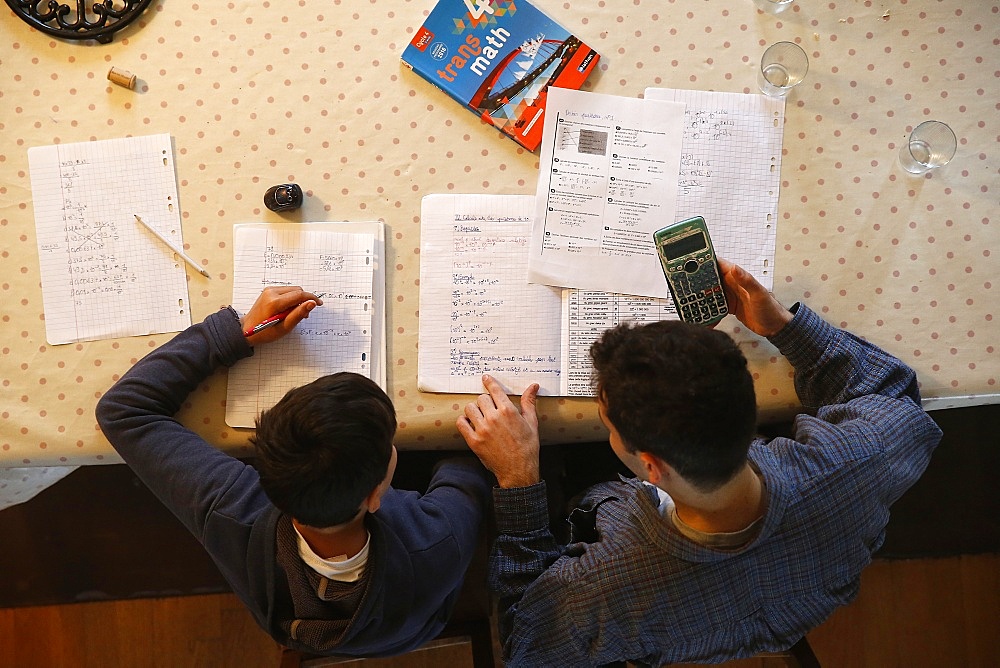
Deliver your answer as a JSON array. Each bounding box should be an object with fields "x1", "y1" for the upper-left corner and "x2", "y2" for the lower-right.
[
  {"x1": 241, "y1": 287, "x2": 325, "y2": 345},
  {"x1": 244, "y1": 291, "x2": 328, "y2": 337}
]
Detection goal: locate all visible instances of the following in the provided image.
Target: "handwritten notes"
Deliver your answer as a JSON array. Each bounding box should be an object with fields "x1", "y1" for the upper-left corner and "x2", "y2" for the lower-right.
[
  {"x1": 226, "y1": 223, "x2": 383, "y2": 427},
  {"x1": 645, "y1": 88, "x2": 785, "y2": 289},
  {"x1": 418, "y1": 195, "x2": 563, "y2": 395},
  {"x1": 418, "y1": 195, "x2": 680, "y2": 397},
  {"x1": 28, "y1": 134, "x2": 191, "y2": 344}
]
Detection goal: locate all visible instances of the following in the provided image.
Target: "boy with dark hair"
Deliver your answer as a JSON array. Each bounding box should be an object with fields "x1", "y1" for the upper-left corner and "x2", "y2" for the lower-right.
[
  {"x1": 97, "y1": 286, "x2": 492, "y2": 658},
  {"x1": 458, "y1": 258, "x2": 942, "y2": 666},
  {"x1": 252, "y1": 372, "x2": 397, "y2": 528},
  {"x1": 590, "y1": 319, "x2": 758, "y2": 490}
]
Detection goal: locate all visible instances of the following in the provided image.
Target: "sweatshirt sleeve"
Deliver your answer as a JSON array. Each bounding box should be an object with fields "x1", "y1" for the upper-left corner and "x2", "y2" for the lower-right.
[
  {"x1": 409, "y1": 456, "x2": 495, "y2": 566},
  {"x1": 95, "y1": 308, "x2": 268, "y2": 540}
]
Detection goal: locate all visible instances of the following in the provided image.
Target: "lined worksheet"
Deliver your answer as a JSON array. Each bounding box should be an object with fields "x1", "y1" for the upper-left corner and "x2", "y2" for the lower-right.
[
  {"x1": 645, "y1": 88, "x2": 784, "y2": 289},
  {"x1": 28, "y1": 134, "x2": 192, "y2": 344},
  {"x1": 418, "y1": 194, "x2": 564, "y2": 395},
  {"x1": 226, "y1": 223, "x2": 382, "y2": 427}
]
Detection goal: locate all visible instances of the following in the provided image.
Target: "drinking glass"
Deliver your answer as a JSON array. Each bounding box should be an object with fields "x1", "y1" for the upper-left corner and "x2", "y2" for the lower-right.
[
  {"x1": 898, "y1": 120, "x2": 957, "y2": 174},
  {"x1": 753, "y1": 0, "x2": 794, "y2": 14},
  {"x1": 757, "y1": 42, "x2": 808, "y2": 98}
]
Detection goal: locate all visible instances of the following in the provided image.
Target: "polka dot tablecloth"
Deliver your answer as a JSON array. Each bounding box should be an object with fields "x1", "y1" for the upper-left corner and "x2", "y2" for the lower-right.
[{"x1": 1, "y1": 0, "x2": 997, "y2": 479}]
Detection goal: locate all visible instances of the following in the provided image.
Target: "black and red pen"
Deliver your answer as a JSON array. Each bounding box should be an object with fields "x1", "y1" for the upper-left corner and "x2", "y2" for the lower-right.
[{"x1": 243, "y1": 293, "x2": 327, "y2": 338}]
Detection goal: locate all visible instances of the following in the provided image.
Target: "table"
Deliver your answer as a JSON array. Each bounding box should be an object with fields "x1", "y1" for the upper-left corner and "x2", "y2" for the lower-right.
[{"x1": 1, "y1": 0, "x2": 997, "y2": 486}]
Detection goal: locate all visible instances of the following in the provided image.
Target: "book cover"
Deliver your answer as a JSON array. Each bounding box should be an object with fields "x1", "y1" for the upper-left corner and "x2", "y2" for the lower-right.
[{"x1": 401, "y1": 0, "x2": 600, "y2": 152}]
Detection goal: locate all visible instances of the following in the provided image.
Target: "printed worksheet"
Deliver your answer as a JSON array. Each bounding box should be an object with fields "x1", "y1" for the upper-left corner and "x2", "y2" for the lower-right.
[
  {"x1": 561, "y1": 290, "x2": 678, "y2": 396},
  {"x1": 528, "y1": 87, "x2": 686, "y2": 298}
]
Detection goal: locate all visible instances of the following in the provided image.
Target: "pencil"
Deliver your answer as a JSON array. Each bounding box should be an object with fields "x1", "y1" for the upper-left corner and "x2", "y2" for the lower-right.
[{"x1": 134, "y1": 215, "x2": 211, "y2": 279}]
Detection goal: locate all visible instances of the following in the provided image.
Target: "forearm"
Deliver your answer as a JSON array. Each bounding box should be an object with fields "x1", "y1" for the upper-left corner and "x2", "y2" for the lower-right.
[
  {"x1": 96, "y1": 308, "x2": 251, "y2": 456},
  {"x1": 769, "y1": 304, "x2": 921, "y2": 409},
  {"x1": 95, "y1": 307, "x2": 260, "y2": 539},
  {"x1": 489, "y1": 481, "x2": 564, "y2": 649},
  {"x1": 419, "y1": 457, "x2": 494, "y2": 556}
]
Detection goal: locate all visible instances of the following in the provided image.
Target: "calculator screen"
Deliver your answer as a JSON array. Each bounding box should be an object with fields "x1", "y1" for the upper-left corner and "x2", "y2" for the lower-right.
[{"x1": 661, "y1": 231, "x2": 706, "y2": 261}]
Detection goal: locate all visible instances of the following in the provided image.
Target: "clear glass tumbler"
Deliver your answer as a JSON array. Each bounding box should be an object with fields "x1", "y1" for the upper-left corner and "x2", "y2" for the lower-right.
[
  {"x1": 757, "y1": 42, "x2": 808, "y2": 98},
  {"x1": 753, "y1": 0, "x2": 794, "y2": 15},
  {"x1": 898, "y1": 120, "x2": 957, "y2": 174}
]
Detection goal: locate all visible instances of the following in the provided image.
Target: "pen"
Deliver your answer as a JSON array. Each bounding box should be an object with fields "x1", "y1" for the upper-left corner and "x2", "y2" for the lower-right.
[
  {"x1": 243, "y1": 293, "x2": 327, "y2": 338},
  {"x1": 244, "y1": 309, "x2": 294, "y2": 337},
  {"x1": 134, "y1": 214, "x2": 211, "y2": 279}
]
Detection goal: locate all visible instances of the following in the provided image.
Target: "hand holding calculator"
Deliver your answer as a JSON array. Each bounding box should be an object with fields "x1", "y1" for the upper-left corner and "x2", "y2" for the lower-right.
[{"x1": 653, "y1": 216, "x2": 729, "y2": 326}]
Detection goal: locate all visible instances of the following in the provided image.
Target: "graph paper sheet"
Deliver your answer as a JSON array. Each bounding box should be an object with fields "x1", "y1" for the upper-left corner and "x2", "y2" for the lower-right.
[
  {"x1": 418, "y1": 194, "x2": 564, "y2": 396},
  {"x1": 28, "y1": 134, "x2": 192, "y2": 344},
  {"x1": 226, "y1": 223, "x2": 384, "y2": 428},
  {"x1": 644, "y1": 88, "x2": 785, "y2": 289}
]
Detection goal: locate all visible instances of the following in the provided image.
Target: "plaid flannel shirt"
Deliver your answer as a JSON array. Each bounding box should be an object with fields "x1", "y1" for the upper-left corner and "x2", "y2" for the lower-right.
[{"x1": 490, "y1": 304, "x2": 942, "y2": 667}]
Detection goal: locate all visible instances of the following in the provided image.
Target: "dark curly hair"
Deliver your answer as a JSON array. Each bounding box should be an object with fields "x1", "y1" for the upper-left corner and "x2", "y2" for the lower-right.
[
  {"x1": 250, "y1": 372, "x2": 396, "y2": 527},
  {"x1": 590, "y1": 320, "x2": 756, "y2": 491}
]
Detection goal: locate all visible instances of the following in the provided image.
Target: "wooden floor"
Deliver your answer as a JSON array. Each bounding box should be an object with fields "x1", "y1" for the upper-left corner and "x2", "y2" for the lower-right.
[{"x1": 1, "y1": 554, "x2": 997, "y2": 667}]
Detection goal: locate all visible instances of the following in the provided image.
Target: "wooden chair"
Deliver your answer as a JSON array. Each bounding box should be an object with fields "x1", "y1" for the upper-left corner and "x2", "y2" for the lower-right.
[
  {"x1": 761, "y1": 637, "x2": 821, "y2": 667},
  {"x1": 279, "y1": 623, "x2": 494, "y2": 668},
  {"x1": 617, "y1": 636, "x2": 821, "y2": 668},
  {"x1": 278, "y1": 532, "x2": 496, "y2": 668}
]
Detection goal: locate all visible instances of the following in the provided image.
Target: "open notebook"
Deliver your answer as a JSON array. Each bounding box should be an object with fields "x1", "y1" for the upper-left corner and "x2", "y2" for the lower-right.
[
  {"x1": 225, "y1": 222, "x2": 386, "y2": 428},
  {"x1": 417, "y1": 194, "x2": 678, "y2": 397},
  {"x1": 418, "y1": 91, "x2": 783, "y2": 396}
]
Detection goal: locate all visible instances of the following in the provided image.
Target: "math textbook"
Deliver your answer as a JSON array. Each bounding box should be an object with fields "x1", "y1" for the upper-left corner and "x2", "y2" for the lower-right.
[{"x1": 401, "y1": 0, "x2": 600, "y2": 152}]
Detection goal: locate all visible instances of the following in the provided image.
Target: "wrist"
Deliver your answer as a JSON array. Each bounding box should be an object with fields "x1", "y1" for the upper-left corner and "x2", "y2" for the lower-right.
[
  {"x1": 496, "y1": 468, "x2": 541, "y2": 489},
  {"x1": 761, "y1": 304, "x2": 796, "y2": 338},
  {"x1": 763, "y1": 307, "x2": 794, "y2": 337}
]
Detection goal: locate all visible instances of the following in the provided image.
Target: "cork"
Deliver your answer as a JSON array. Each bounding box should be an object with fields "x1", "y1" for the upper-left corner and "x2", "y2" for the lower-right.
[{"x1": 107, "y1": 66, "x2": 137, "y2": 90}]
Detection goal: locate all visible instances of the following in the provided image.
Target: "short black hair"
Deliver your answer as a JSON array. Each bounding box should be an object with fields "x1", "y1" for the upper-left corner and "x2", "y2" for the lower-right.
[
  {"x1": 250, "y1": 372, "x2": 396, "y2": 527},
  {"x1": 590, "y1": 320, "x2": 756, "y2": 491}
]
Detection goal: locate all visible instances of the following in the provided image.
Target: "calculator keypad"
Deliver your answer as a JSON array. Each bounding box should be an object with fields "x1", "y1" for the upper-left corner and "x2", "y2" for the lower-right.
[{"x1": 669, "y1": 261, "x2": 728, "y2": 324}]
